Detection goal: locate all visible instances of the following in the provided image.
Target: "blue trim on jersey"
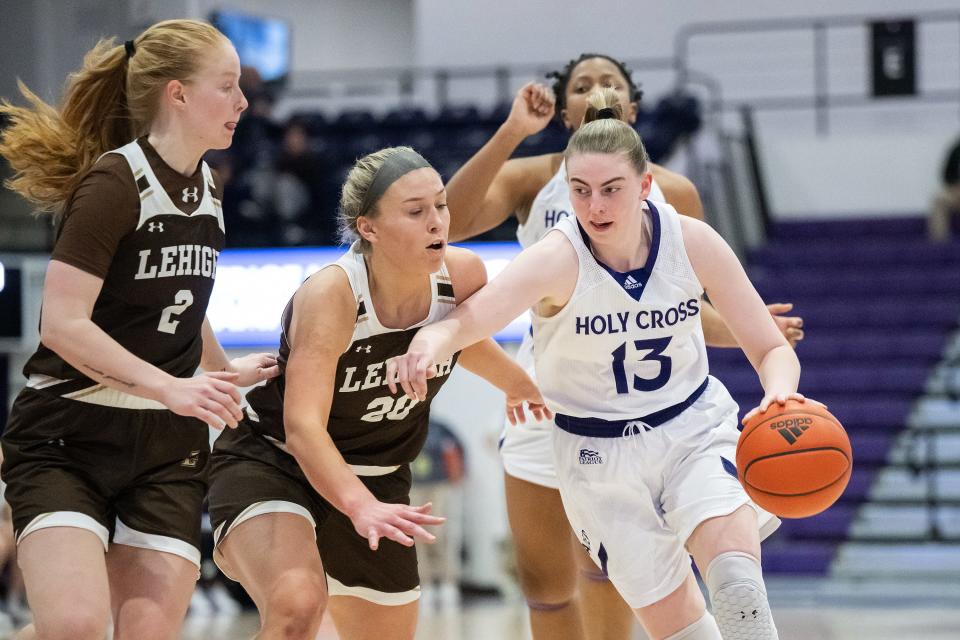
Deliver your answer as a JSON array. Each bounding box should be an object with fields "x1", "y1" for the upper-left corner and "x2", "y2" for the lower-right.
[
  {"x1": 598, "y1": 543, "x2": 609, "y2": 577},
  {"x1": 553, "y1": 378, "x2": 709, "y2": 438},
  {"x1": 721, "y1": 456, "x2": 738, "y2": 479},
  {"x1": 575, "y1": 200, "x2": 662, "y2": 303}
]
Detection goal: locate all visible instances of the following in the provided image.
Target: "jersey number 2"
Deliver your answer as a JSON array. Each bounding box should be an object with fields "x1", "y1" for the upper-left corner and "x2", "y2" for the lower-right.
[
  {"x1": 611, "y1": 337, "x2": 672, "y2": 393},
  {"x1": 158, "y1": 290, "x2": 194, "y2": 334}
]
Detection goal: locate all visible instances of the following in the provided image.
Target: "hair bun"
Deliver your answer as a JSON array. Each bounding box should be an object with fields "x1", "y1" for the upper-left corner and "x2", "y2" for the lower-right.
[{"x1": 596, "y1": 107, "x2": 617, "y2": 120}]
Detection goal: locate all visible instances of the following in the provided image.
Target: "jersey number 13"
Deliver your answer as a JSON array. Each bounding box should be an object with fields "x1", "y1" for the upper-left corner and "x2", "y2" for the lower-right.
[{"x1": 611, "y1": 337, "x2": 672, "y2": 393}]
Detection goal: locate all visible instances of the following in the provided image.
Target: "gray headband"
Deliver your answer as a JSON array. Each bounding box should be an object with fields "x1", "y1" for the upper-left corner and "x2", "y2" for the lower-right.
[{"x1": 359, "y1": 149, "x2": 432, "y2": 217}]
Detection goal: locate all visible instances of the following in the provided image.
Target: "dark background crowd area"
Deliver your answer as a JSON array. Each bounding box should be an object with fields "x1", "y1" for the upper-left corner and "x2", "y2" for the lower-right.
[{"x1": 207, "y1": 71, "x2": 702, "y2": 249}]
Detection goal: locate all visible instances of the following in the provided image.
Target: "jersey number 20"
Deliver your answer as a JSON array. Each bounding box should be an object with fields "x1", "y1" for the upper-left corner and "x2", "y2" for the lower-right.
[
  {"x1": 611, "y1": 337, "x2": 672, "y2": 393},
  {"x1": 361, "y1": 395, "x2": 419, "y2": 422}
]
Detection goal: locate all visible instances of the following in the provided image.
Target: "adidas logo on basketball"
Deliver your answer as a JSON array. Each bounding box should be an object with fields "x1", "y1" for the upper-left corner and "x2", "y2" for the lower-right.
[
  {"x1": 579, "y1": 449, "x2": 603, "y2": 464},
  {"x1": 623, "y1": 275, "x2": 643, "y2": 290},
  {"x1": 769, "y1": 417, "x2": 813, "y2": 445}
]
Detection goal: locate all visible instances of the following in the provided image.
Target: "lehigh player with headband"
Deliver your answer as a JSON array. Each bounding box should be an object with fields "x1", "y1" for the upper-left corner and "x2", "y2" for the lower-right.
[
  {"x1": 390, "y1": 90, "x2": 824, "y2": 640},
  {"x1": 0, "y1": 20, "x2": 277, "y2": 640},
  {"x1": 206, "y1": 146, "x2": 550, "y2": 640},
  {"x1": 444, "y1": 53, "x2": 804, "y2": 640}
]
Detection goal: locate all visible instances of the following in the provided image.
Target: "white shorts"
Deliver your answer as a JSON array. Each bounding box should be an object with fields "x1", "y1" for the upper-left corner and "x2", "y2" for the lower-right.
[
  {"x1": 499, "y1": 333, "x2": 559, "y2": 489},
  {"x1": 552, "y1": 377, "x2": 780, "y2": 609}
]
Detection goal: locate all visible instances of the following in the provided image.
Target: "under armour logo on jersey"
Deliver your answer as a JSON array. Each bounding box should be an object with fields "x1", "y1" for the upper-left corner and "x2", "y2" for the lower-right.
[
  {"x1": 355, "y1": 345, "x2": 372, "y2": 353},
  {"x1": 180, "y1": 450, "x2": 201, "y2": 468},
  {"x1": 147, "y1": 222, "x2": 164, "y2": 233},
  {"x1": 182, "y1": 186, "x2": 200, "y2": 203},
  {"x1": 769, "y1": 417, "x2": 813, "y2": 445}
]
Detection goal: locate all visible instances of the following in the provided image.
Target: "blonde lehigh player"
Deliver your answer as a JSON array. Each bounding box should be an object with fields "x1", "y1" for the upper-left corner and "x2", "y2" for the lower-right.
[
  {"x1": 0, "y1": 19, "x2": 277, "y2": 640},
  {"x1": 207, "y1": 147, "x2": 550, "y2": 640},
  {"x1": 445, "y1": 52, "x2": 803, "y2": 640},
  {"x1": 389, "y1": 91, "x2": 819, "y2": 640}
]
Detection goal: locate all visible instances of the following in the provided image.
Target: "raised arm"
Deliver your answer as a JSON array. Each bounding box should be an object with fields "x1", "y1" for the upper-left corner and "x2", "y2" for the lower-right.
[
  {"x1": 387, "y1": 232, "x2": 578, "y2": 400},
  {"x1": 41, "y1": 260, "x2": 243, "y2": 428},
  {"x1": 446, "y1": 82, "x2": 556, "y2": 241},
  {"x1": 282, "y1": 267, "x2": 443, "y2": 550}
]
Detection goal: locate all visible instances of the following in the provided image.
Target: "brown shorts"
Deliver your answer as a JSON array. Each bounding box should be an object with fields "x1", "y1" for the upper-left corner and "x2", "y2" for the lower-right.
[
  {"x1": 208, "y1": 422, "x2": 419, "y2": 605},
  {"x1": 1, "y1": 388, "x2": 209, "y2": 567}
]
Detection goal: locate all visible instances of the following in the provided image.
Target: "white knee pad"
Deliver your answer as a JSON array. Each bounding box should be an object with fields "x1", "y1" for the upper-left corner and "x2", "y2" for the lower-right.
[
  {"x1": 664, "y1": 612, "x2": 722, "y2": 640},
  {"x1": 704, "y1": 551, "x2": 779, "y2": 640}
]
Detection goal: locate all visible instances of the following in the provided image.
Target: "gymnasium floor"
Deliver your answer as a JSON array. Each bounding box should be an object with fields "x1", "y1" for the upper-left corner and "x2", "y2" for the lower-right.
[{"x1": 171, "y1": 578, "x2": 960, "y2": 640}]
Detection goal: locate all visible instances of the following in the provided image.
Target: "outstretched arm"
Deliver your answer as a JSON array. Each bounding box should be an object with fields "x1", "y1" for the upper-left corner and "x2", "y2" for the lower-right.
[
  {"x1": 283, "y1": 268, "x2": 443, "y2": 550},
  {"x1": 388, "y1": 233, "x2": 578, "y2": 400},
  {"x1": 457, "y1": 339, "x2": 552, "y2": 425},
  {"x1": 438, "y1": 246, "x2": 552, "y2": 423}
]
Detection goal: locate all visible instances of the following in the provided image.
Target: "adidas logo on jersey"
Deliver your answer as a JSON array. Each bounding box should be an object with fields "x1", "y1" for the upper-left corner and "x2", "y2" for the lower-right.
[
  {"x1": 623, "y1": 274, "x2": 643, "y2": 290},
  {"x1": 580, "y1": 529, "x2": 591, "y2": 552},
  {"x1": 769, "y1": 417, "x2": 813, "y2": 444},
  {"x1": 579, "y1": 448, "x2": 603, "y2": 464}
]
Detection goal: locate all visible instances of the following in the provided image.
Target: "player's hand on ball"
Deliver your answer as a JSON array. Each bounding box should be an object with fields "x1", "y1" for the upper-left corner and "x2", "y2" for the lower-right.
[
  {"x1": 350, "y1": 499, "x2": 446, "y2": 551},
  {"x1": 743, "y1": 392, "x2": 827, "y2": 425},
  {"x1": 385, "y1": 352, "x2": 436, "y2": 401}
]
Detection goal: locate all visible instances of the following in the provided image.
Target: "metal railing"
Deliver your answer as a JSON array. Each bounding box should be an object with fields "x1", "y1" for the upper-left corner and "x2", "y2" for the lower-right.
[{"x1": 673, "y1": 10, "x2": 960, "y2": 133}]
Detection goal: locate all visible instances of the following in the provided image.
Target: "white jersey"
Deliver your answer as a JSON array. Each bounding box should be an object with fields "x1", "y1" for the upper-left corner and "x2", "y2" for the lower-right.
[
  {"x1": 531, "y1": 200, "x2": 709, "y2": 424},
  {"x1": 500, "y1": 160, "x2": 669, "y2": 487},
  {"x1": 516, "y1": 160, "x2": 665, "y2": 249}
]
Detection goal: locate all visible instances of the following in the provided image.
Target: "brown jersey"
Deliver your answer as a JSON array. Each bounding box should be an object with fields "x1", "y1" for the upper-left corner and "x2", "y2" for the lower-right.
[
  {"x1": 23, "y1": 138, "x2": 225, "y2": 395},
  {"x1": 245, "y1": 246, "x2": 460, "y2": 467}
]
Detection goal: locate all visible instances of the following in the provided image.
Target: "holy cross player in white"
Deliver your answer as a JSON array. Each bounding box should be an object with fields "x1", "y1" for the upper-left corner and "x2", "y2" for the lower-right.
[
  {"x1": 388, "y1": 90, "x2": 822, "y2": 640},
  {"x1": 446, "y1": 53, "x2": 803, "y2": 640}
]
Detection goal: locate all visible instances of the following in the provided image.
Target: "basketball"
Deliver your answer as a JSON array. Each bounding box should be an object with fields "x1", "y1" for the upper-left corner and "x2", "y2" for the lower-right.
[{"x1": 736, "y1": 400, "x2": 852, "y2": 518}]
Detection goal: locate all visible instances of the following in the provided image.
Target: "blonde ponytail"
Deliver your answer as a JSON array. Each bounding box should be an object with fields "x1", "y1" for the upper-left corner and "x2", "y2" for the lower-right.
[
  {"x1": 0, "y1": 19, "x2": 227, "y2": 217},
  {"x1": 565, "y1": 88, "x2": 648, "y2": 174}
]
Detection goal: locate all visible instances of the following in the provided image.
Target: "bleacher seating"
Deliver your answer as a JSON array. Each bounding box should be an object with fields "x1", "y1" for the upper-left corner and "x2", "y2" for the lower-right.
[{"x1": 709, "y1": 217, "x2": 960, "y2": 574}]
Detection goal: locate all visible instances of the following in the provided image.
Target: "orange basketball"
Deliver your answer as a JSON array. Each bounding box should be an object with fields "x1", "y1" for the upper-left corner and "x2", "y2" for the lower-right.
[{"x1": 736, "y1": 400, "x2": 852, "y2": 518}]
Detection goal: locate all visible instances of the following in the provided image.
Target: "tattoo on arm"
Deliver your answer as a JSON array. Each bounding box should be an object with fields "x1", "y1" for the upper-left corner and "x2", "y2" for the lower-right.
[{"x1": 82, "y1": 364, "x2": 136, "y2": 389}]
